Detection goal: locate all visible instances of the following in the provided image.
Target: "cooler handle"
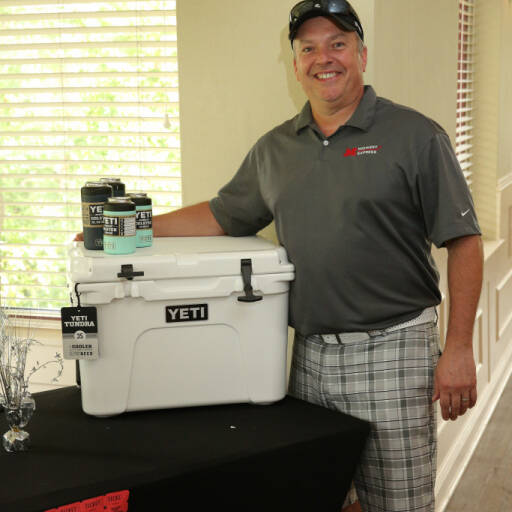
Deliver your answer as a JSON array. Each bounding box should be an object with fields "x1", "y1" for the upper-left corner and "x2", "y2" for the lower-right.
[
  {"x1": 238, "y1": 258, "x2": 262, "y2": 303},
  {"x1": 117, "y1": 264, "x2": 144, "y2": 280}
]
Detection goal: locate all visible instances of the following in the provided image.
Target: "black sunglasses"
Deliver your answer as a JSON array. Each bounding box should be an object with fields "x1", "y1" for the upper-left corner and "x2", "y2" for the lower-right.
[
  {"x1": 290, "y1": 0, "x2": 353, "y2": 21},
  {"x1": 289, "y1": 0, "x2": 363, "y2": 42}
]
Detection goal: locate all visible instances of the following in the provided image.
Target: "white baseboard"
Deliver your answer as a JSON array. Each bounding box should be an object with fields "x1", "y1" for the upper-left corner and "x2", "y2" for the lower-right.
[{"x1": 435, "y1": 336, "x2": 512, "y2": 511}]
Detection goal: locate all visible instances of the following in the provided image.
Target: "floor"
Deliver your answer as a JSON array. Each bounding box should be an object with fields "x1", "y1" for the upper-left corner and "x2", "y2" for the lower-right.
[{"x1": 445, "y1": 375, "x2": 512, "y2": 511}]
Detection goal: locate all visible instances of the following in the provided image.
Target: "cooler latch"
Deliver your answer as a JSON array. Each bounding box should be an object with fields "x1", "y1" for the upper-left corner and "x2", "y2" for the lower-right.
[
  {"x1": 117, "y1": 264, "x2": 144, "y2": 280},
  {"x1": 238, "y1": 258, "x2": 262, "y2": 303}
]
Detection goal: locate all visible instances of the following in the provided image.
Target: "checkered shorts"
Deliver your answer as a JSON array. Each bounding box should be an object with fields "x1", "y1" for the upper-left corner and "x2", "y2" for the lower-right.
[{"x1": 288, "y1": 321, "x2": 441, "y2": 512}]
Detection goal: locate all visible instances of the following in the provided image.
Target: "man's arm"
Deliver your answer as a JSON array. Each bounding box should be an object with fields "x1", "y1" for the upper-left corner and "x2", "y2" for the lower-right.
[
  {"x1": 432, "y1": 234, "x2": 483, "y2": 421},
  {"x1": 74, "y1": 201, "x2": 225, "y2": 241},
  {"x1": 152, "y1": 201, "x2": 225, "y2": 237}
]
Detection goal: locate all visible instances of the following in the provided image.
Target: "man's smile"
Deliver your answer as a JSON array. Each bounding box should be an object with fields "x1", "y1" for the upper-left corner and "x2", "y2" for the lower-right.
[{"x1": 314, "y1": 71, "x2": 340, "y2": 80}]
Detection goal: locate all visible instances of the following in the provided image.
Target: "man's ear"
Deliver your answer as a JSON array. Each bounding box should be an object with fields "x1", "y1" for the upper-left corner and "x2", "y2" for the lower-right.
[{"x1": 361, "y1": 45, "x2": 368, "y2": 73}]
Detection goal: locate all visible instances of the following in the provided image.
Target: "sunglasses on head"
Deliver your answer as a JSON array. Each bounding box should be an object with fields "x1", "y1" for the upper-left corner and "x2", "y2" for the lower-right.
[
  {"x1": 289, "y1": 0, "x2": 363, "y2": 42},
  {"x1": 290, "y1": 0, "x2": 354, "y2": 22}
]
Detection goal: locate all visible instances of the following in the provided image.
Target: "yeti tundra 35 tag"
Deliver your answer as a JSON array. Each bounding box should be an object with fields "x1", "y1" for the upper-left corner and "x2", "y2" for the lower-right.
[
  {"x1": 61, "y1": 306, "x2": 99, "y2": 360},
  {"x1": 165, "y1": 304, "x2": 208, "y2": 323}
]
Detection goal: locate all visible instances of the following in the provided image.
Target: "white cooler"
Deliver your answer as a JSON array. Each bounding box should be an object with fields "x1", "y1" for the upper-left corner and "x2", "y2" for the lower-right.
[{"x1": 67, "y1": 236, "x2": 295, "y2": 416}]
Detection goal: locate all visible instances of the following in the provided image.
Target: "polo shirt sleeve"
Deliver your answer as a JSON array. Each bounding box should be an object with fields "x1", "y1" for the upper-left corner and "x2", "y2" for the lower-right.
[
  {"x1": 417, "y1": 131, "x2": 481, "y2": 248},
  {"x1": 209, "y1": 144, "x2": 274, "y2": 236}
]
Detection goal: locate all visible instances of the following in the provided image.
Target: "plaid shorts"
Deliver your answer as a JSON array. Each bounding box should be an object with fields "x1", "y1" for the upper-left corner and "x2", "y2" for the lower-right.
[{"x1": 288, "y1": 320, "x2": 441, "y2": 512}]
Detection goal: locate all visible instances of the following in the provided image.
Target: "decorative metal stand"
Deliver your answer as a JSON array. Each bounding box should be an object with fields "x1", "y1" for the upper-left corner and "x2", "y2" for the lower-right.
[{"x1": 2, "y1": 393, "x2": 36, "y2": 452}]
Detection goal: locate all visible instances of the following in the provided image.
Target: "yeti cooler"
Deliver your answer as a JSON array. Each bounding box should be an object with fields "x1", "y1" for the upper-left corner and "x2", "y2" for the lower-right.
[{"x1": 67, "y1": 236, "x2": 295, "y2": 416}]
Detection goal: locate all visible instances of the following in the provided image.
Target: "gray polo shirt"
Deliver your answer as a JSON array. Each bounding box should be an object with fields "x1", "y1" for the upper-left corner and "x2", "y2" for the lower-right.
[{"x1": 210, "y1": 85, "x2": 481, "y2": 335}]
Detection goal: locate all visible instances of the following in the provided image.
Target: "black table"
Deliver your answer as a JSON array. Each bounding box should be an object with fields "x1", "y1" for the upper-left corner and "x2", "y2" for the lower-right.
[{"x1": 0, "y1": 387, "x2": 370, "y2": 512}]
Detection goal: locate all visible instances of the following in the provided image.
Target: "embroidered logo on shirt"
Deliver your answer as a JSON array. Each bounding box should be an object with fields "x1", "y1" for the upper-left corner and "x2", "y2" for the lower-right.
[{"x1": 343, "y1": 145, "x2": 382, "y2": 157}]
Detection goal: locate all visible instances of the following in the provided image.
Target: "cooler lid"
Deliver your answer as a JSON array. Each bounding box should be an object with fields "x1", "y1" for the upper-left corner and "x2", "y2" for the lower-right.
[{"x1": 68, "y1": 236, "x2": 295, "y2": 283}]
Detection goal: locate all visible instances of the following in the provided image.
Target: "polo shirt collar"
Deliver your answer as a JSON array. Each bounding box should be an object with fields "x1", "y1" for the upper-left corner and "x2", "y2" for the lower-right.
[{"x1": 294, "y1": 85, "x2": 377, "y2": 134}]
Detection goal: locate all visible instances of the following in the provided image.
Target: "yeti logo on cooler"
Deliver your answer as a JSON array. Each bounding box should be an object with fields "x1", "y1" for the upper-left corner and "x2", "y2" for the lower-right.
[{"x1": 165, "y1": 304, "x2": 208, "y2": 323}]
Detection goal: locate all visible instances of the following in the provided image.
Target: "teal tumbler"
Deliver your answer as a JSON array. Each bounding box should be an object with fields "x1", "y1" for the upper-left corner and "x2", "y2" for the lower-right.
[
  {"x1": 128, "y1": 193, "x2": 153, "y2": 248},
  {"x1": 103, "y1": 197, "x2": 136, "y2": 255}
]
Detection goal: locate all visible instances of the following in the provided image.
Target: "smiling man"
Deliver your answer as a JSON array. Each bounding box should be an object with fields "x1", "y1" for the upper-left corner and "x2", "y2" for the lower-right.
[
  {"x1": 152, "y1": 2, "x2": 483, "y2": 511},
  {"x1": 292, "y1": 15, "x2": 366, "y2": 135}
]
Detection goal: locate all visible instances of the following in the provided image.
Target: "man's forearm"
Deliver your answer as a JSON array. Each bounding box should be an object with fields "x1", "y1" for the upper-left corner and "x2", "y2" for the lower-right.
[
  {"x1": 445, "y1": 234, "x2": 483, "y2": 345},
  {"x1": 152, "y1": 201, "x2": 226, "y2": 237}
]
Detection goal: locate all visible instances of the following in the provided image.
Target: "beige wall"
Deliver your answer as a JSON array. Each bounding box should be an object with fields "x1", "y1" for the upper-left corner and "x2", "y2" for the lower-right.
[
  {"x1": 472, "y1": 0, "x2": 502, "y2": 239},
  {"x1": 372, "y1": 0, "x2": 459, "y2": 143},
  {"x1": 177, "y1": 0, "x2": 460, "y2": 209},
  {"x1": 176, "y1": 0, "x2": 301, "y2": 209}
]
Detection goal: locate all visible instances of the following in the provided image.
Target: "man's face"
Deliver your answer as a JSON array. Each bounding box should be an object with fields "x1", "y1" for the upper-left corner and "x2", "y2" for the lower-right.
[{"x1": 293, "y1": 16, "x2": 367, "y2": 111}]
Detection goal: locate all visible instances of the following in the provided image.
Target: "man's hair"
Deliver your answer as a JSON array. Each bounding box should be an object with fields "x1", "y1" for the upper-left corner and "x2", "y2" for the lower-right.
[{"x1": 355, "y1": 34, "x2": 364, "y2": 54}]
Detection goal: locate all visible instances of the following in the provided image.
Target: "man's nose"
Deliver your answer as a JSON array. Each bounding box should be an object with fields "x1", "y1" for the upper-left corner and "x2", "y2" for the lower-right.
[{"x1": 315, "y1": 46, "x2": 333, "y2": 64}]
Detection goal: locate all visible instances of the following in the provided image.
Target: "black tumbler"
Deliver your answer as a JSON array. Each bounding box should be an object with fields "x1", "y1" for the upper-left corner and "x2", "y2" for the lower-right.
[
  {"x1": 81, "y1": 182, "x2": 112, "y2": 250},
  {"x1": 99, "y1": 177, "x2": 126, "y2": 197}
]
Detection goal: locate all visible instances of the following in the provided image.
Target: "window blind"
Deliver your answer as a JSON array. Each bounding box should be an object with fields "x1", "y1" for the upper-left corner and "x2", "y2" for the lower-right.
[
  {"x1": 0, "y1": 0, "x2": 180, "y2": 312},
  {"x1": 457, "y1": 0, "x2": 475, "y2": 187}
]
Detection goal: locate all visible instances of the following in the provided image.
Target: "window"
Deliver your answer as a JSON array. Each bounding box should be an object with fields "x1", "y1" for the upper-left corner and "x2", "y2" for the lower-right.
[
  {"x1": 456, "y1": 0, "x2": 475, "y2": 187},
  {"x1": 0, "y1": 0, "x2": 181, "y2": 312}
]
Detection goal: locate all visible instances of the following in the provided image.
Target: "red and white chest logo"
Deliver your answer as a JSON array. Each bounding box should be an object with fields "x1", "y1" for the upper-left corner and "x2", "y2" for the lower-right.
[{"x1": 343, "y1": 145, "x2": 382, "y2": 157}]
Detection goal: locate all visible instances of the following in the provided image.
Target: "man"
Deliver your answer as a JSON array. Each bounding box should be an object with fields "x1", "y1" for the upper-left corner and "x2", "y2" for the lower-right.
[{"x1": 153, "y1": 1, "x2": 483, "y2": 511}]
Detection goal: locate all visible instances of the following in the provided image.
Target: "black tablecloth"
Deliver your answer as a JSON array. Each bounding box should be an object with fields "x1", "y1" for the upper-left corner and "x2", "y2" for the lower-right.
[{"x1": 0, "y1": 387, "x2": 370, "y2": 512}]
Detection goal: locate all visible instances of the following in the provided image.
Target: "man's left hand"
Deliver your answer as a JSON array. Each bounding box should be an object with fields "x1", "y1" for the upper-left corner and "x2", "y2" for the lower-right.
[{"x1": 432, "y1": 342, "x2": 477, "y2": 421}]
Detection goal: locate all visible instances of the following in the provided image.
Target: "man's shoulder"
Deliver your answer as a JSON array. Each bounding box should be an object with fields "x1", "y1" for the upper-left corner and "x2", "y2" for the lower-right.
[
  {"x1": 374, "y1": 94, "x2": 447, "y2": 138},
  {"x1": 254, "y1": 114, "x2": 300, "y2": 148}
]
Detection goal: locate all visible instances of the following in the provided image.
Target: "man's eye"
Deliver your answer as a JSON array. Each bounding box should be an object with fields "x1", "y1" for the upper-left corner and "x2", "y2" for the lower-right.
[
  {"x1": 333, "y1": 41, "x2": 345, "y2": 49},
  {"x1": 302, "y1": 47, "x2": 313, "y2": 54}
]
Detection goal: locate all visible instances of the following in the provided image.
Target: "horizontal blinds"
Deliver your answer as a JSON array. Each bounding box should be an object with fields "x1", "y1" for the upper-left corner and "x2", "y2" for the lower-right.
[
  {"x1": 457, "y1": 0, "x2": 475, "y2": 187},
  {"x1": 0, "y1": 0, "x2": 181, "y2": 311}
]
